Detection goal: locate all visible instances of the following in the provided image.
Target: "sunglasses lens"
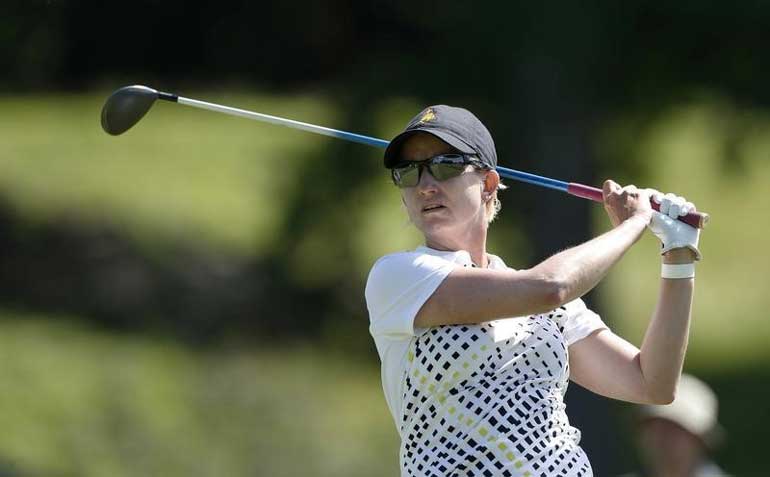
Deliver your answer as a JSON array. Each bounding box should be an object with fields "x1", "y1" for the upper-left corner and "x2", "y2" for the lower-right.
[
  {"x1": 391, "y1": 154, "x2": 479, "y2": 188},
  {"x1": 393, "y1": 164, "x2": 419, "y2": 188},
  {"x1": 429, "y1": 163, "x2": 466, "y2": 181}
]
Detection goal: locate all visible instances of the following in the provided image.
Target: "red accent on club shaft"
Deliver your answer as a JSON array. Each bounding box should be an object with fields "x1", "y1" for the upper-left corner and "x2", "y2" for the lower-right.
[
  {"x1": 566, "y1": 183, "x2": 603, "y2": 202},
  {"x1": 566, "y1": 183, "x2": 709, "y2": 229}
]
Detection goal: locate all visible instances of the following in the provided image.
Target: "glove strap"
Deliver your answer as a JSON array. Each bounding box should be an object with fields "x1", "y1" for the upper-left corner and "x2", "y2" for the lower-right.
[{"x1": 661, "y1": 263, "x2": 695, "y2": 279}]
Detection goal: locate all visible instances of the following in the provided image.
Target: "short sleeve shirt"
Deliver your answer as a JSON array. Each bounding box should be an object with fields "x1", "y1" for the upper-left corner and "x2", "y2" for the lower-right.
[{"x1": 365, "y1": 246, "x2": 608, "y2": 477}]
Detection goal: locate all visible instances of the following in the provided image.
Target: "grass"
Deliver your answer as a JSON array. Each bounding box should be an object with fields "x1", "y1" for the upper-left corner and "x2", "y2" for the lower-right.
[{"x1": 0, "y1": 311, "x2": 398, "y2": 477}]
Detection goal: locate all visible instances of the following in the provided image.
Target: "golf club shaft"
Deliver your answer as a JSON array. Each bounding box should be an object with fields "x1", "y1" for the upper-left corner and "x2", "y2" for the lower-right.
[
  {"x1": 159, "y1": 92, "x2": 708, "y2": 228},
  {"x1": 163, "y1": 94, "x2": 390, "y2": 148}
]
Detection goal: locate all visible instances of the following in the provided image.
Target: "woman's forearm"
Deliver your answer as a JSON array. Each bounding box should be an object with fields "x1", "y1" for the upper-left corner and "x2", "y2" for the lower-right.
[
  {"x1": 417, "y1": 214, "x2": 651, "y2": 327},
  {"x1": 531, "y1": 214, "x2": 650, "y2": 306},
  {"x1": 637, "y1": 249, "x2": 696, "y2": 402}
]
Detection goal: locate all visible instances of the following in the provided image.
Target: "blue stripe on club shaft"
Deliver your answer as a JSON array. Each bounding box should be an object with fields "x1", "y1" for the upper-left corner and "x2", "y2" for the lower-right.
[
  {"x1": 327, "y1": 130, "x2": 391, "y2": 149},
  {"x1": 494, "y1": 166, "x2": 569, "y2": 192}
]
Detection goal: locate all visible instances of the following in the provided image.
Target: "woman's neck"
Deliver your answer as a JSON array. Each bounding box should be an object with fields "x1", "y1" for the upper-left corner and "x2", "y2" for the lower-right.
[{"x1": 425, "y1": 232, "x2": 488, "y2": 268}]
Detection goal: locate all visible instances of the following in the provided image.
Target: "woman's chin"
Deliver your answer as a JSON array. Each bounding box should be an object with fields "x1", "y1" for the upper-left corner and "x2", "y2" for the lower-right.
[{"x1": 418, "y1": 221, "x2": 456, "y2": 242}]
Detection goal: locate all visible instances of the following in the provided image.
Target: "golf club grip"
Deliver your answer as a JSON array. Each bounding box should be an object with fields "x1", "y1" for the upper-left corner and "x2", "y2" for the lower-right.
[{"x1": 567, "y1": 183, "x2": 709, "y2": 229}]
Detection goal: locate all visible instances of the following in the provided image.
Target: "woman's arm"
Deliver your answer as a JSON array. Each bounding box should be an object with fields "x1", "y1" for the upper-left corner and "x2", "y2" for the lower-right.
[
  {"x1": 568, "y1": 190, "x2": 702, "y2": 404},
  {"x1": 568, "y1": 248, "x2": 695, "y2": 404},
  {"x1": 415, "y1": 181, "x2": 652, "y2": 328}
]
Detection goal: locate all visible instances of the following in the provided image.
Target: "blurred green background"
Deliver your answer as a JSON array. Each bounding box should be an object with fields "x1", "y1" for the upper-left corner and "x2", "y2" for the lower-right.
[{"x1": 1, "y1": 2, "x2": 769, "y2": 475}]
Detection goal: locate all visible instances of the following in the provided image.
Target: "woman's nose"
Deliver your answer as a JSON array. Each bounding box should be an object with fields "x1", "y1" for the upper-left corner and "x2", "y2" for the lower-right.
[{"x1": 416, "y1": 166, "x2": 439, "y2": 193}]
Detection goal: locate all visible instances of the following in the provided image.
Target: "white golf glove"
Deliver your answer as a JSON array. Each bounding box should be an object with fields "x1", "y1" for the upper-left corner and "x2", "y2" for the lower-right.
[{"x1": 646, "y1": 190, "x2": 702, "y2": 261}]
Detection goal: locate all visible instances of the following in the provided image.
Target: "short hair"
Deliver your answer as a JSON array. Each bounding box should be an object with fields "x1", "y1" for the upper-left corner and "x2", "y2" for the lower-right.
[{"x1": 485, "y1": 181, "x2": 507, "y2": 224}]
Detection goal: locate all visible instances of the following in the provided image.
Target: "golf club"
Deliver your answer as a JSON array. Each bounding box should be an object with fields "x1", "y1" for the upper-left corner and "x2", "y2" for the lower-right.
[{"x1": 101, "y1": 85, "x2": 709, "y2": 229}]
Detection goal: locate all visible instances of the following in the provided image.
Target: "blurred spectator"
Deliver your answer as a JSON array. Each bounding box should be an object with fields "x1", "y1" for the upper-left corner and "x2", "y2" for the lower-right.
[{"x1": 621, "y1": 374, "x2": 730, "y2": 477}]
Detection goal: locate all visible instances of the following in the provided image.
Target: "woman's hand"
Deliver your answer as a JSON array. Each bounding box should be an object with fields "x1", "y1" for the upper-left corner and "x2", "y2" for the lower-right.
[
  {"x1": 602, "y1": 180, "x2": 654, "y2": 228},
  {"x1": 646, "y1": 190, "x2": 701, "y2": 261}
]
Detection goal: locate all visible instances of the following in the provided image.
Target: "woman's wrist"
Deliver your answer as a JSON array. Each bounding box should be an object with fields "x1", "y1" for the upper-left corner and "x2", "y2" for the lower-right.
[
  {"x1": 661, "y1": 248, "x2": 696, "y2": 279},
  {"x1": 622, "y1": 213, "x2": 652, "y2": 231},
  {"x1": 661, "y1": 263, "x2": 695, "y2": 279},
  {"x1": 619, "y1": 214, "x2": 650, "y2": 244},
  {"x1": 662, "y1": 248, "x2": 697, "y2": 264}
]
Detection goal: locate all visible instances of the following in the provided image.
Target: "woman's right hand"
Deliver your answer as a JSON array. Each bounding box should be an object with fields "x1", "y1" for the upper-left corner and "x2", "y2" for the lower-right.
[{"x1": 602, "y1": 179, "x2": 653, "y2": 228}]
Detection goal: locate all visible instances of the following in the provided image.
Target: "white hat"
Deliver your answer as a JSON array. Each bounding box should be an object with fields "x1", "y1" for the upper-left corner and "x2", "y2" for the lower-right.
[{"x1": 639, "y1": 374, "x2": 724, "y2": 447}]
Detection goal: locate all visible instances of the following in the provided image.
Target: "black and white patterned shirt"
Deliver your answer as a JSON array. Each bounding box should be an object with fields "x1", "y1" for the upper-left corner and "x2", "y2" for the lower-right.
[{"x1": 366, "y1": 246, "x2": 607, "y2": 477}]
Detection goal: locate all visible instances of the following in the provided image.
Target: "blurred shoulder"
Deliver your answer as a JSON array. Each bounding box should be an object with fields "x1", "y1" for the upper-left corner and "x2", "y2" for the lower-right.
[
  {"x1": 368, "y1": 249, "x2": 454, "y2": 279},
  {"x1": 365, "y1": 248, "x2": 457, "y2": 306}
]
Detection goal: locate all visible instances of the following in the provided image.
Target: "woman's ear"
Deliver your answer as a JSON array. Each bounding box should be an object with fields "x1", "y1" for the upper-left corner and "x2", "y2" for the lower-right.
[{"x1": 482, "y1": 170, "x2": 500, "y2": 201}]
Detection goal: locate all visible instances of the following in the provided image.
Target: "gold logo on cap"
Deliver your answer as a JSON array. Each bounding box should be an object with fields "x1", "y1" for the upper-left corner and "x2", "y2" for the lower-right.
[{"x1": 418, "y1": 109, "x2": 436, "y2": 124}]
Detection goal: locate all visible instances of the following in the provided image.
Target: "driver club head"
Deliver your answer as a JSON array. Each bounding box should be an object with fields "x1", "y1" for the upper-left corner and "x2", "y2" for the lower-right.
[{"x1": 101, "y1": 85, "x2": 159, "y2": 135}]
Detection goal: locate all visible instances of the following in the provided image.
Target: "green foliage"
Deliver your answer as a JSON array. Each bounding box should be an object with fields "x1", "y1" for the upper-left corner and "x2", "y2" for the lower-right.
[{"x1": 0, "y1": 311, "x2": 398, "y2": 477}]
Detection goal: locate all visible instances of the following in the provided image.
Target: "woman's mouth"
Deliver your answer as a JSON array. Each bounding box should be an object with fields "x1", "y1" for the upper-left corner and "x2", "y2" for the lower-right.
[{"x1": 422, "y1": 204, "x2": 445, "y2": 213}]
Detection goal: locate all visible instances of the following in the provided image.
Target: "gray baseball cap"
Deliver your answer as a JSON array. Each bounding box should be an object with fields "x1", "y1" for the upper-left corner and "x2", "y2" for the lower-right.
[{"x1": 383, "y1": 105, "x2": 498, "y2": 169}]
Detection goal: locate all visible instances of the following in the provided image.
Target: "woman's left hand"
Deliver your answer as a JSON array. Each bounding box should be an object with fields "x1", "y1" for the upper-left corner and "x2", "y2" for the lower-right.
[
  {"x1": 602, "y1": 180, "x2": 654, "y2": 227},
  {"x1": 646, "y1": 189, "x2": 702, "y2": 261}
]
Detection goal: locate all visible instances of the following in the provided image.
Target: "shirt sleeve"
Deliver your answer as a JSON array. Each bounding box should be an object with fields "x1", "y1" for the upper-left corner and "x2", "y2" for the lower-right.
[
  {"x1": 365, "y1": 252, "x2": 455, "y2": 339},
  {"x1": 559, "y1": 298, "x2": 608, "y2": 346}
]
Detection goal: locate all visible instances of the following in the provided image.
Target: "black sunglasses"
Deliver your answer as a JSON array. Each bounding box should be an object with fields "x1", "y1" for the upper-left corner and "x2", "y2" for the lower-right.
[{"x1": 391, "y1": 154, "x2": 488, "y2": 188}]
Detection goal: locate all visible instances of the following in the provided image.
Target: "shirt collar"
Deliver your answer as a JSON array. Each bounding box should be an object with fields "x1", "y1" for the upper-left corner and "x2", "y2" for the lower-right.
[{"x1": 415, "y1": 245, "x2": 508, "y2": 270}]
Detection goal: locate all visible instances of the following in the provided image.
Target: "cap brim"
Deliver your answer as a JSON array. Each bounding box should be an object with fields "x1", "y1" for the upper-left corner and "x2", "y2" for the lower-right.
[{"x1": 383, "y1": 128, "x2": 476, "y2": 168}]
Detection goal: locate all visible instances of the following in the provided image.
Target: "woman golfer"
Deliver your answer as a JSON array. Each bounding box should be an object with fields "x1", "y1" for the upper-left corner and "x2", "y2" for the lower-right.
[{"x1": 365, "y1": 106, "x2": 701, "y2": 477}]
